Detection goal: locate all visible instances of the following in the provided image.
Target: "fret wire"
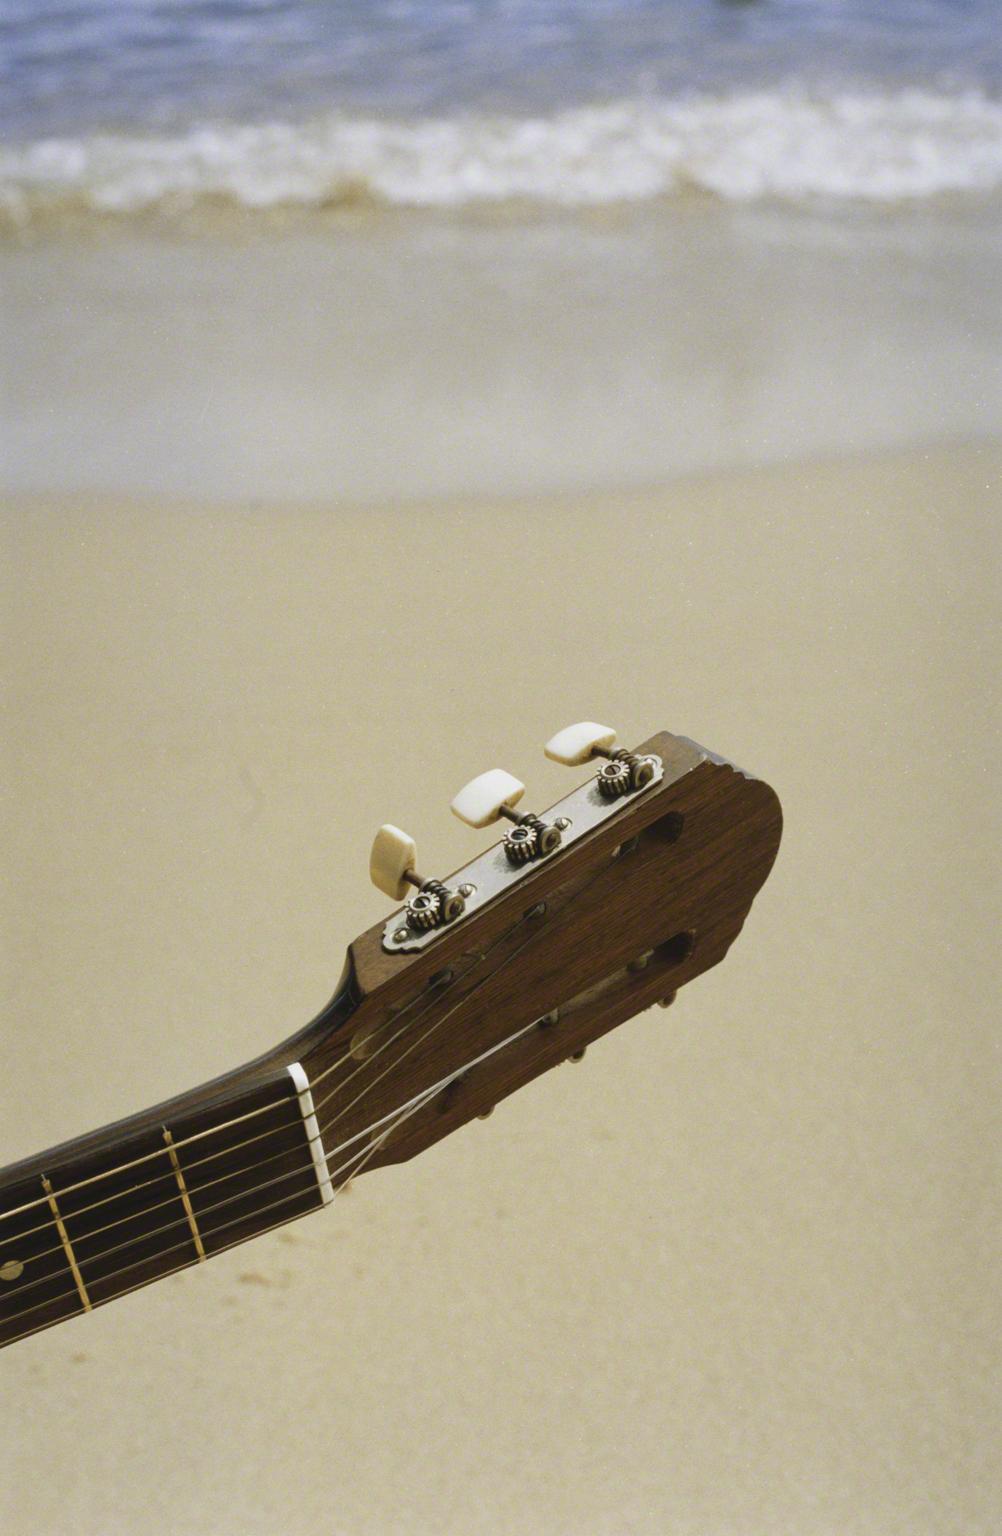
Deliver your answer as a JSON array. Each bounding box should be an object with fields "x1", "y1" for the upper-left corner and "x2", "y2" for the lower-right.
[
  {"x1": 3, "y1": 1094, "x2": 408, "y2": 1350},
  {"x1": 1, "y1": 1104, "x2": 309, "y2": 1252},
  {"x1": 1, "y1": 1198, "x2": 324, "y2": 1351},
  {"x1": 1, "y1": 898, "x2": 536, "y2": 1241},
  {"x1": 2, "y1": 886, "x2": 567, "y2": 1349},
  {"x1": 3, "y1": 1180, "x2": 325, "y2": 1332},
  {"x1": 3, "y1": 1061, "x2": 455, "y2": 1312},
  {"x1": 3, "y1": 1021, "x2": 537, "y2": 1320},
  {"x1": 5, "y1": 1151, "x2": 324, "y2": 1309},
  {"x1": 0, "y1": 950, "x2": 455, "y2": 1238},
  {"x1": 0, "y1": 1091, "x2": 294, "y2": 1225},
  {"x1": 41, "y1": 1176, "x2": 91, "y2": 1313},
  {"x1": 0, "y1": 918, "x2": 495, "y2": 1249},
  {"x1": 162, "y1": 1129, "x2": 206, "y2": 1262},
  {"x1": 5, "y1": 1116, "x2": 323, "y2": 1271},
  {"x1": 1, "y1": 1085, "x2": 437, "y2": 1337}
]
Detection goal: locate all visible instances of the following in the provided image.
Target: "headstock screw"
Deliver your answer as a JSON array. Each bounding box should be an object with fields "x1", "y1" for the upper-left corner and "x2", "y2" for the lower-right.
[
  {"x1": 568, "y1": 1047, "x2": 587, "y2": 1063},
  {"x1": 657, "y1": 991, "x2": 677, "y2": 1009}
]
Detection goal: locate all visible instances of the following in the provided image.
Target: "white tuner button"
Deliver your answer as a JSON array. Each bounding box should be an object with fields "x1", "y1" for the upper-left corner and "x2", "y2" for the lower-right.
[
  {"x1": 450, "y1": 769, "x2": 525, "y2": 829},
  {"x1": 544, "y1": 721, "x2": 617, "y2": 765},
  {"x1": 369, "y1": 824, "x2": 418, "y2": 901}
]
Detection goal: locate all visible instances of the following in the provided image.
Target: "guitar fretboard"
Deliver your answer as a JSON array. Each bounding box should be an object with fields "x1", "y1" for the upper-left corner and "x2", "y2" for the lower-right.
[{"x1": 0, "y1": 1063, "x2": 330, "y2": 1348}]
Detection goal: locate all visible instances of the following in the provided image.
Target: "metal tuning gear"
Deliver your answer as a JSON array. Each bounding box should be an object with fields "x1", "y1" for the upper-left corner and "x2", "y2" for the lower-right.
[
  {"x1": 544, "y1": 721, "x2": 656, "y2": 799},
  {"x1": 369, "y1": 824, "x2": 466, "y2": 933},
  {"x1": 450, "y1": 768, "x2": 564, "y2": 867}
]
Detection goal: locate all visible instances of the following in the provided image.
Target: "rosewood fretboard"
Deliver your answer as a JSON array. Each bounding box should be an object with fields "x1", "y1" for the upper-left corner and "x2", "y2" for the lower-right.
[{"x1": 0, "y1": 1064, "x2": 332, "y2": 1348}]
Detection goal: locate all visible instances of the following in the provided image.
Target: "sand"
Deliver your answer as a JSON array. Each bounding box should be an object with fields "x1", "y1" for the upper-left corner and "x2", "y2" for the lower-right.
[
  {"x1": 3, "y1": 200, "x2": 1001, "y2": 505},
  {"x1": 2, "y1": 442, "x2": 1000, "y2": 1533}
]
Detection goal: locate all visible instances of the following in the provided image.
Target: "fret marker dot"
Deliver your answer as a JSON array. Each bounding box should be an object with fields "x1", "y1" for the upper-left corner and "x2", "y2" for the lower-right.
[{"x1": 0, "y1": 1259, "x2": 24, "y2": 1282}]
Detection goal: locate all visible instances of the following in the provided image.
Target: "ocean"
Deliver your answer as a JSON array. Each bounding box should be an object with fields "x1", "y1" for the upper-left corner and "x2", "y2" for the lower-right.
[{"x1": 2, "y1": 0, "x2": 1002, "y2": 224}]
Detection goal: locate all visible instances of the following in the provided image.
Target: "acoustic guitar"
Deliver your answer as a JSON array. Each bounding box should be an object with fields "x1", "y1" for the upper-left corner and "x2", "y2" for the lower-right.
[{"x1": 0, "y1": 723, "x2": 782, "y2": 1349}]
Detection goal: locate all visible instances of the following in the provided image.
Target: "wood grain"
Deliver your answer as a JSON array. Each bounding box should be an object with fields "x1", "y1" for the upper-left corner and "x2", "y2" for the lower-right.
[{"x1": 0, "y1": 730, "x2": 781, "y2": 1345}]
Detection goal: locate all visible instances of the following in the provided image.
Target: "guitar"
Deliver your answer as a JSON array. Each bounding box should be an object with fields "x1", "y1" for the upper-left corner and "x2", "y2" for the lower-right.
[{"x1": 0, "y1": 723, "x2": 781, "y2": 1349}]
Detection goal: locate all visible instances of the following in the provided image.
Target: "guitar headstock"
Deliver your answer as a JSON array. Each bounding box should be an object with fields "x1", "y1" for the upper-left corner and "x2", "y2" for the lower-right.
[{"x1": 298, "y1": 724, "x2": 781, "y2": 1178}]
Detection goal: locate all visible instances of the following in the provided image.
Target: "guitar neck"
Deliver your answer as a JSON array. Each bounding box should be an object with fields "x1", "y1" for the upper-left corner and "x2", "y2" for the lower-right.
[
  {"x1": 0, "y1": 1059, "x2": 333, "y2": 1349},
  {"x1": 1, "y1": 728, "x2": 783, "y2": 1353}
]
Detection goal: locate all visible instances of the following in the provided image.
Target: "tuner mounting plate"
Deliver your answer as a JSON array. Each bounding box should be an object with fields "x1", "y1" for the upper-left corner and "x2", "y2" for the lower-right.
[{"x1": 381, "y1": 754, "x2": 666, "y2": 954}]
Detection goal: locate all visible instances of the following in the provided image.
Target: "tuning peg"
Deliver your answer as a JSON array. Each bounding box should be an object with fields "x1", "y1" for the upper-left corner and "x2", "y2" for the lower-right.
[
  {"x1": 450, "y1": 769, "x2": 565, "y2": 867},
  {"x1": 544, "y1": 721, "x2": 655, "y2": 798},
  {"x1": 369, "y1": 824, "x2": 466, "y2": 933}
]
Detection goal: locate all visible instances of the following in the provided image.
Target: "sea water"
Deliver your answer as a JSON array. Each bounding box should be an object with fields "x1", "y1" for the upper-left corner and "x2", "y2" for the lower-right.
[
  {"x1": 2, "y1": 2, "x2": 999, "y2": 502},
  {"x1": 2, "y1": 0, "x2": 1002, "y2": 221}
]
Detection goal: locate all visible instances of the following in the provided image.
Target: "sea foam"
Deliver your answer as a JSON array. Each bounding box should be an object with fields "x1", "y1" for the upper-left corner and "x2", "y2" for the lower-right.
[{"x1": 3, "y1": 90, "x2": 1002, "y2": 224}]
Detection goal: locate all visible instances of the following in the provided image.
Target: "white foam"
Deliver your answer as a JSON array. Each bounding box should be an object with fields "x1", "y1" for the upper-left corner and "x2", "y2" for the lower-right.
[{"x1": 3, "y1": 89, "x2": 1002, "y2": 222}]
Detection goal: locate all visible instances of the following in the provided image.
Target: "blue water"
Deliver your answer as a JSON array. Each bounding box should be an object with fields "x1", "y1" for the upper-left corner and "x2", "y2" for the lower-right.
[
  {"x1": 3, "y1": 0, "x2": 999, "y2": 140},
  {"x1": 2, "y1": 1, "x2": 1001, "y2": 217}
]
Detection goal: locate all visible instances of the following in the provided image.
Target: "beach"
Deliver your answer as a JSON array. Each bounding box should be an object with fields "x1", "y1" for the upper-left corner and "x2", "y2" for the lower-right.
[
  {"x1": 2, "y1": 449, "x2": 1000, "y2": 1534},
  {"x1": 3, "y1": 197, "x2": 1001, "y2": 504},
  {"x1": 2, "y1": 1, "x2": 1001, "y2": 1528}
]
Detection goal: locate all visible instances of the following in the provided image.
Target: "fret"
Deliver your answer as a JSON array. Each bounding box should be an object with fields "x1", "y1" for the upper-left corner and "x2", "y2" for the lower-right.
[
  {"x1": 162, "y1": 1129, "x2": 206, "y2": 1261},
  {"x1": 41, "y1": 1176, "x2": 91, "y2": 1311},
  {"x1": 0, "y1": 1175, "x2": 90, "y2": 1343},
  {"x1": 0, "y1": 1066, "x2": 330, "y2": 1344}
]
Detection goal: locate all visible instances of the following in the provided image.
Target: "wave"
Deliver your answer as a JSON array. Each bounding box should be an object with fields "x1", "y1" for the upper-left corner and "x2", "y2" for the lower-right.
[{"x1": 3, "y1": 90, "x2": 1002, "y2": 225}]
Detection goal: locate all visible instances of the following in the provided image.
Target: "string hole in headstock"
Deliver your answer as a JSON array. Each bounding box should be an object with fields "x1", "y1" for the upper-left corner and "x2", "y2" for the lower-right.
[
  {"x1": 626, "y1": 930, "x2": 696, "y2": 985},
  {"x1": 644, "y1": 811, "x2": 685, "y2": 844},
  {"x1": 655, "y1": 930, "x2": 696, "y2": 965}
]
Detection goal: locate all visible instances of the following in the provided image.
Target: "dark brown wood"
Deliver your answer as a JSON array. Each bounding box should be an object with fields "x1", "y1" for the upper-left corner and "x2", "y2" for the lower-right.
[
  {"x1": 0, "y1": 1068, "x2": 325, "y2": 1347},
  {"x1": 0, "y1": 730, "x2": 781, "y2": 1347},
  {"x1": 316, "y1": 733, "x2": 782, "y2": 1169}
]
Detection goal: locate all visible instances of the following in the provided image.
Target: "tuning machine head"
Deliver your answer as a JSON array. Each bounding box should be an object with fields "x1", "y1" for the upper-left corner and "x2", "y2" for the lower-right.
[
  {"x1": 544, "y1": 721, "x2": 655, "y2": 797},
  {"x1": 450, "y1": 769, "x2": 564, "y2": 865},
  {"x1": 369, "y1": 824, "x2": 466, "y2": 933}
]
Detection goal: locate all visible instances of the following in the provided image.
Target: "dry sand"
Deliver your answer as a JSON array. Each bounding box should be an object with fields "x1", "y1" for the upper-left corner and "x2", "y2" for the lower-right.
[{"x1": 2, "y1": 444, "x2": 1000, "y2": 1533}]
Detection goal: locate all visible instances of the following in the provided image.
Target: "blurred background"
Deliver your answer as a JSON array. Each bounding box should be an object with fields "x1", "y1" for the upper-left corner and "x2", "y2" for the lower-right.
[
  {"x1": 2, "y1": 0, "x2": 1001, "y2": 499},
  {"x1": 1, "y1": 3, "x2": 1000, "y2": 1534}
]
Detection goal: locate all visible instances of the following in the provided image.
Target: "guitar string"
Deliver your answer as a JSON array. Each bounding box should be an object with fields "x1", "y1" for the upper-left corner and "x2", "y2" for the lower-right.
[
  {"x1": 4, "y1": 870, "x2": 579, "y2": 1291},
  {"x1": 2, "y1": 1015, "x2": 537, "y2": 1299},
  {"x1": 0, "y1": 971, "x2": 452, "y2": 1247},
  {"x1": 1, "y1": 1023, "x2": 538, "y2": 1331},
  {"x1": 0, "y1": 882, "x2": 544, "y2": 1247},
  {"x1": 2, "y1": 940, "x2": 513, "y2": 1267},
  {"x1": 1, "y1": 1061, "x2": 457, "y2": 1350},
  {"x1": 1, "y1": 758, "x2": 625, "y2": 1235},
  {"x1": 0, "y1": 911, "x2": 519, "y2": 1234},
  {"x1": 1, "y1": 1076, "x2": 445, "y2": 1311},
  {"x1": 0, "y1": 917, "x2": 513, "y2": 1251},
  {"x1": 3, "y1": 1199, "x2": 324, "y2": 1350},
  {"x1": 0, "y1": 1093, "x2": 425, "y2": 1342}
]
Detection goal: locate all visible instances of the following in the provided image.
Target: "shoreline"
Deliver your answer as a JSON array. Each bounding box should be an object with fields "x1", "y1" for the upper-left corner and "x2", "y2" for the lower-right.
[
  {"x1": 5, "y1": 436, "x2": 999, "y2": 523},
  {"x1": 3, "y1": 197, "x2": 1000, "y2": 507}
]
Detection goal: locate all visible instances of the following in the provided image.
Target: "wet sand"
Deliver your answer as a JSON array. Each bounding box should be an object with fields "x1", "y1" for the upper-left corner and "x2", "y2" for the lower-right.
[
  {"x1": 2, "y1": 443, "x2": 1000, "y2": 1533},
  {"x1": 3, "y1": 199, "x2": 1001, "y2": 505}
]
